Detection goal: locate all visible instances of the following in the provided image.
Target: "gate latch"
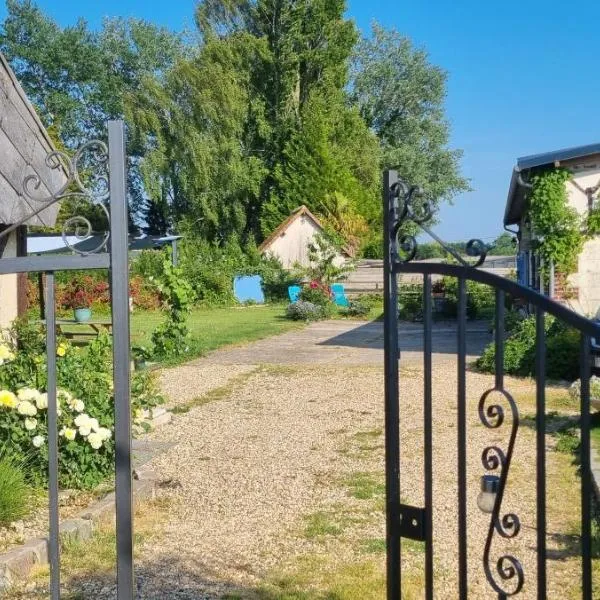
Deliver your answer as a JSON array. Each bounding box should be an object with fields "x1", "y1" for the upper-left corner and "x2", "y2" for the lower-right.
[{"x1": 398, "y1": 503, "x2": 426, "y2": 541}]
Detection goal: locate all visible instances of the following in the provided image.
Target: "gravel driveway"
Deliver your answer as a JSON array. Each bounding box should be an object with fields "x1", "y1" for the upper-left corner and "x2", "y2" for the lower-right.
[{"x1": 16, "y1": 320, "x2": 587, "y2": 598}]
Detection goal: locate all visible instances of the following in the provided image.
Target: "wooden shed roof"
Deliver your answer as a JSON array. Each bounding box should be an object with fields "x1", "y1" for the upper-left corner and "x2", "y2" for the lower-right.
[
  {"x1": 259, "y1": 205, "x2": 354, "y2": 257},
  {"x1": 0, "y1": 51, "x2": 66, "y2": 227}
]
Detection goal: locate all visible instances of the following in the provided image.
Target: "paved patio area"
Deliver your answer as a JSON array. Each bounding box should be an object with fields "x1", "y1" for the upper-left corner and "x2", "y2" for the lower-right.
[{"x1": 197, "y1": 319, "x2": 491, "y2": 366}]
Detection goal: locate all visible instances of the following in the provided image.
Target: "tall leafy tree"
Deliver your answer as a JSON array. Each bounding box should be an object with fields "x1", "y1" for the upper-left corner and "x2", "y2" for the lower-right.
[
  {"x1": 352, "y1": 23, "x2": 469, "y2": 211},
  {"x1": 0, "y1": 0, "x2": 184, "y2": 227}
]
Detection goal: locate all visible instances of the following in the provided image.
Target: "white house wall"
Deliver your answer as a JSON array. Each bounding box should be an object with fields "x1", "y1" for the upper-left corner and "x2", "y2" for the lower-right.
[
  {"x1": 0, "y1": 231, "x2": 19, "y2": 328},
  {"x1": 562, "y1": 154, "x2": 600, "y2": 315},
  {"x1": 265, "y1": 214, "x2": 345, "y2": 269}
]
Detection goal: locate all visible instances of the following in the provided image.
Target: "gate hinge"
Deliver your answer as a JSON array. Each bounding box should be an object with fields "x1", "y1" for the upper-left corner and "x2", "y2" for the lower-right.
[{"x1": 398, "y1": 503, "x2": 426, "y2": 541}]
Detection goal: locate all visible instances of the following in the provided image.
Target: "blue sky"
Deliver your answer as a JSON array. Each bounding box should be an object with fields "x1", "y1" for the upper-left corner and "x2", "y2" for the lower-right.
[{"x1": 1, "y1": 0, "x2": 599, "y2": 242}]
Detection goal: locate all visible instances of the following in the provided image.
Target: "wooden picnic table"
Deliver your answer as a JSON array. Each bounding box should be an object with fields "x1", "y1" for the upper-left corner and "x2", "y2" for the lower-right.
[{"x1": 41, "y1": 319, "x2": 113, "y2": 339}]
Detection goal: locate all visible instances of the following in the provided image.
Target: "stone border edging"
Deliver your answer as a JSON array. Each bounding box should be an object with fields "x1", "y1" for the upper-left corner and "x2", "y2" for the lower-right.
[
  {"x1": 0, "y1": 473, "x2": 157, "y2": 592},
  {"x1": 0, "y1": 406, "x2": 172, "y2": 594}
]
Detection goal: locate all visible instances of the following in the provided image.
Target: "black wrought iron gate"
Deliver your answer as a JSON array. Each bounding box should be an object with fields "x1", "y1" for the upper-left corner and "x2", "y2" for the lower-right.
[
  {"x1": 0, "y1": 121, "x2": 133, "y2": 599},
  {"x1": 383, "y1": 169, "x2": 600, "y2": 599}
]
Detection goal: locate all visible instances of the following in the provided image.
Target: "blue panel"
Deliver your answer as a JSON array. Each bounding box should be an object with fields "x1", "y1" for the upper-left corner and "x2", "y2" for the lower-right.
[
  {"x1": 288, "y1": 285, "x2": 301, "y2": 303},
  {"x1": 331, "y1": 283, "x2": 349, "y2": 307},
  {"x1": 234, "y1": 275, "x2": 265, "y2": 303}
]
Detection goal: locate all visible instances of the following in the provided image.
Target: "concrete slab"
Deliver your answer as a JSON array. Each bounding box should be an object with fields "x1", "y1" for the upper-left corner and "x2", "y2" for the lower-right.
[{"x1": 196, "y1": 319, "x2": 491, "y2": 367}]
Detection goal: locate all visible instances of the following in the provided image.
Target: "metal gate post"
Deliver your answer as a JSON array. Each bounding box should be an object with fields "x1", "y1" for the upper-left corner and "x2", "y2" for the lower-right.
[
  {"x1": 383, "y1": 170, "x2": 401, "y2": 599},
  {"x1": 108, "y1": 120, "x2": 134, "y2": 599}
]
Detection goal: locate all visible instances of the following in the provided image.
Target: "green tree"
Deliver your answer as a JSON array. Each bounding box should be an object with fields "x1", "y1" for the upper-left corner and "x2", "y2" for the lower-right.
[
  {"x1": 0, "y1": 0, "x2": 184, "y2": 224},
  {"x1": 488, "y1": 232, "x2": 516, "y2": 256},
  {"x1": 352, "y1": 23, "x2": 469, "y2": 225}
]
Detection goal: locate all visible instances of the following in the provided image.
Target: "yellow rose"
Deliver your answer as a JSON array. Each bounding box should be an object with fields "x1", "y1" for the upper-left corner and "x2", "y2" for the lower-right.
[
  {"x1": 0, "y1": 344, "x2": 14, "y2": 363},
  {"x1": 60, "y1": 427, "x2": 76, "y2": 441},
  {"x1": 0, "y1": 390, "x2": 17, "y2": 408},
  {"x1": 56, "y1": 345, "x2": 66, "y2": 357}
]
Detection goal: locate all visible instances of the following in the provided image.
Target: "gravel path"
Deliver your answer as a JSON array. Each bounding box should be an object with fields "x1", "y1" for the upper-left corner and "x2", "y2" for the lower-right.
[
  {"x1": 12, "y1": 322, "x2": 586, "y2": 599},
  {"x1": 131, "y1": 351, "x2": 581, "y2": 598}
]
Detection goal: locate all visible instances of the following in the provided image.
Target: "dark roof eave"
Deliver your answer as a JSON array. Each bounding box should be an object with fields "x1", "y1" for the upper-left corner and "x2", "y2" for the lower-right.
[
  {"x1": 503, "y1": 167, "x2": 526, "y2": 226},
  {"x1": 504, "y1": 141, "x2": 600, "y2": 228}
]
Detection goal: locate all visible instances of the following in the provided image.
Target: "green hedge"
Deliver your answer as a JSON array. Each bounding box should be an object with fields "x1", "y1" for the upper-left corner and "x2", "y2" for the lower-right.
[{"x1": 476, "y1": 315, "x2": 580, "y2": 381}]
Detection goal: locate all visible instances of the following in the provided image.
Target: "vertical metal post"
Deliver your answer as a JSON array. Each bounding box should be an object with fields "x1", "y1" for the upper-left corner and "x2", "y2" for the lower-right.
[
  {"x1": 457, "y1": 278, "x2": 467, "y2": 600},
  {"x1": 383, "y1": 170, "x2": 401, "y2": 599},
  {"x1": 580, "y1": 335, "x2": 592, "y2": 600},
  {"x1": 495, "y1": 288, "x2": 505, "y2": 391},
  {"x1": 549, "y1": 260, "x2": 555, "y2": 299},
  {"x1": 535, "y1": 309, "x2": 546, "y2": 599},
  {"x1": 172, "y1": 238, "x2": 178, "y2": 267},
  {"x1": 108, "y1": 120, "x2": 133, "y2": 600},
  {"x1": 423, "y1": 275, "x2": 433, "y2": 600},
  {"x1": 45, "y1": 272, "x2": 60, "y2": 600}
]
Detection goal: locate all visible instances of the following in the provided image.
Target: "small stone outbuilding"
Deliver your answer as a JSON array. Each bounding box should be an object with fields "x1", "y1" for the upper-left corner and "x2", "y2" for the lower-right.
[{"x1": 259, "y1": 205, "x2": 351, "y2": 269}]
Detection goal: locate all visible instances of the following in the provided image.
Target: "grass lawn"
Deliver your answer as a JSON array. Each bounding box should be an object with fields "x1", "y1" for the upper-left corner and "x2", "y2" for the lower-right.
[
  {"x1": 55, "y1": 299, "x2": 383, "y2": 367},
  {"x1": 129, "y1": 303, "x2": 302, "y2": 364}
]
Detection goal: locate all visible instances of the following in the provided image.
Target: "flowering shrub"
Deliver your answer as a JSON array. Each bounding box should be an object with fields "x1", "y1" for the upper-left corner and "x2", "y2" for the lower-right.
[
  {"x1": 26, "y1": 274, "x2": 161, "y2": 312},
  {"x1": 286, "y1": 301, "x2": 324, "y2": 321},
  {"x1": 60, "y1": 276, "x2": 108, "y2": 309},
  {"x1": 0, "y1": 321, "x2": 164, "y2": 489},
  {"x1": 0, "y1": 386, "x2": 113, "y2": 489},
  {"x1": 299, "y1": 281, "x2": 332, "y2": 307}
]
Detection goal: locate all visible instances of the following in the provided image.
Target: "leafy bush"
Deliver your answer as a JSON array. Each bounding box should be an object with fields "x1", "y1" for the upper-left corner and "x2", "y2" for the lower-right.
[
  {"x1": 299, "y1": 281, "x2": 332, "y2": 306},
  {"x1": 286, "y1": 301, "x2": 324, "y2": 321},
  {"x1": 0, "y1": 321, "x2": 164, "y2": 489},
  {"x1": 259, "y1": 255, "x2": 301, "y2": 301},
  {"x1": 476, "y1": 315, "x2": 580, "y2": 381},
  {"x1": 398, "y1": 284, "x2": 423, "y2": 321},
  {"x1": 26, "y1": 273, "x2": 161, "y2": 313},
  {"x1": 130, "y1": 249, "x2": 166, "y2": 281},
  {"x1": 151, "y1": 252, "x2": 195, "y2": 358},
  {"x1": 440, "y1": 277, "x2": 494, "y2": 320},
  {"x1": 0, "y1": 451, "x2": 30, "y2": 524},
  {"x1": 346, "y1": 300, "x2": 370, "y2": 318}
]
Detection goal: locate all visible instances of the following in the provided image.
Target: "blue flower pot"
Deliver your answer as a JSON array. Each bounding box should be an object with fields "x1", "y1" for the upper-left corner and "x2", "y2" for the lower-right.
[{"x1": 74, "y1": 308, "x2": 92, "y2": 323}]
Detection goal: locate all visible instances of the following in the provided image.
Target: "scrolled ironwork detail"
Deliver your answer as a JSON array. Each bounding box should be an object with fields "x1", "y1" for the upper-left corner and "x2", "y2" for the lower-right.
[
  {"x1": 479, "y1": 387, "x2": 524, "y2": 595},
  {"x1": 4, "y1": 140, "x2": 111, "y2": 255},
  {"x1": 389, "y1": 179, "x2": 487, "y2": 267}
]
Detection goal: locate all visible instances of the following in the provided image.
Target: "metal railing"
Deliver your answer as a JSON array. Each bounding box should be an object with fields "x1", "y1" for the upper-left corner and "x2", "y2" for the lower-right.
[
  {"x1": 383, "y1": 169, "x2": 600, "y2": 599},
  {"x1": 0, "y1": 121, "x2": 133, "y2": 599}
]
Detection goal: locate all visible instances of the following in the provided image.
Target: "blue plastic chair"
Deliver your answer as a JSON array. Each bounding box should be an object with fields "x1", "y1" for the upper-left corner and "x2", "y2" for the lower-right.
[
  {"x1": 288, "y1": 285, "x2": 301, "y2": 303},
  {"x1": 330, "y1": 283, "x2": 349, "y2": 307}
]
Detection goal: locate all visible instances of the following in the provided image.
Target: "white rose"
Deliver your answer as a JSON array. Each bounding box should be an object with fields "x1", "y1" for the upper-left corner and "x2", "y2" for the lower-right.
[
  {"x1": 74, "y1": 414, "x2": 91, "y2": 428},
  {"x1": 58, "y1": 389, "x2": 72, "y2": 402},
  {"x1": 89, "y1": 417, "x2": 99, "y2": 432},
  {"x1": 78, "y1": 425, "x2": 92, "y2": 437},
  {"x1": 87, "y1": 432, "x2": 103, "y2": 450},
  {"x1": 24, "y1": 418, "x2": 37, "y2": 430},
  {"x1": 17, "y1": 401, "x2": 37, "y2": 416},
  {"x1": 32, "y1": 435, "x2": 44, "y2": 448},
  {"x1": 17, "y1": 388, "x2": 39, "y2": 402},
  {"x1": 73, "y1": 399, "x2": 85, "y2": 413},
  {"x1": 97, "y1": 427, "x2": 111, "y2": 441},
  {"x1": 36, "y1": 393, "x2": 48, "y2": 410}
]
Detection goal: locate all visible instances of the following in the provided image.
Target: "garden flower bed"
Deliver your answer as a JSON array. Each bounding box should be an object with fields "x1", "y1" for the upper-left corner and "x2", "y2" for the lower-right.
[{"x1": 0, "y1": 319, "x2": 164, "y2": 538}]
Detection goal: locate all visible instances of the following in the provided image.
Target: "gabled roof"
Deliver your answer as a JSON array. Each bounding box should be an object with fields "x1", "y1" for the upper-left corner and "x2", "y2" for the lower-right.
[
  {"x1": 259, "y1": 205, "x2": 354, "y2": 257},
  {"x1": 504, "y1": 142, "x2": 600, "y2": 226},
  {"x1": 259, "y1": 205, "x2": 320, "y2": 251},
  {"x1": 0, "y1": 51, "x2": 67, "y2": 227}
]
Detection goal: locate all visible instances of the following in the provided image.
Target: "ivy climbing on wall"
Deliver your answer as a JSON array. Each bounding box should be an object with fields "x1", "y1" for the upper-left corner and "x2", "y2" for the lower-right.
[{"x1": 528, "y1": 168, "x2": 583, "y2": 277}]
